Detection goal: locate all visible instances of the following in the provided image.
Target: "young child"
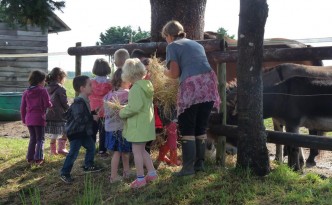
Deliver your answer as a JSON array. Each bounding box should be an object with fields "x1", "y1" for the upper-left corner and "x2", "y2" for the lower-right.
[
  {"x1": 114, "y1": 48, "x2": 130, "y2": 69},
  {"x1": 45, "y1": 67, "x2": 70, "y2": 155},
  {"x1": 130, "y1": 49, "x2": 160, "y2": 154},
  {"x1": 21, "y1": 70, "x2": 52, "y2": 165},
  {"x1": 154, "y1": 108, "x2": 181, "y2": 168},
  {"x1": 104, "y1": 68, "x2": 132, "y2": 183},
  {"x1": 60, "y1": 75, "x2": 102, "y2": 184},
  {"x1": 89, "y1": 58, "x2": 112, "y2": 157},
  {"x1": 119, "y1": 58, "x2": 157, "y2": 189}
]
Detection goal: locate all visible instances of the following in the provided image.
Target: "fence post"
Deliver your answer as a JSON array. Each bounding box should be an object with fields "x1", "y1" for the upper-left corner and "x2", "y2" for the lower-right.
[
  {"x1": 75, "y1": 42, "x2": 82, "y2": 97},
  {"x1": 215, "y1": 38, "x2": 227, "y2": 167}
]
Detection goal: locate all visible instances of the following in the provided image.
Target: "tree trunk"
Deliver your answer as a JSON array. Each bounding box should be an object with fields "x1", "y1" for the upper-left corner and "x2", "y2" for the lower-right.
[
  {"x1": 236, "y1": 0, "x2": 270, "y2": 176},
  {"x1": 150, "y1": 0, "x2": 207, "y2": 42}
]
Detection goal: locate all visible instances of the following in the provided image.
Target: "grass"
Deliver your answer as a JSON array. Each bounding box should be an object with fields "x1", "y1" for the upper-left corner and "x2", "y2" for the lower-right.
[
  {"x1": 64, "y1": 79, "x2": 75, "y2": 99},
  {"x1": 0, "y1": 136, "x2": 332, "y2": 204},
  {"x1": 1, "y1": 80, "x2": 332, "y2": 204}
]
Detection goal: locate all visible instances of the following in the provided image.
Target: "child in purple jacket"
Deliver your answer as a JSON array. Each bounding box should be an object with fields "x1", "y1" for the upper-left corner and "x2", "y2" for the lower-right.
[{"x1": 21, "y1": 70, "x2": 52, "y2": 165}]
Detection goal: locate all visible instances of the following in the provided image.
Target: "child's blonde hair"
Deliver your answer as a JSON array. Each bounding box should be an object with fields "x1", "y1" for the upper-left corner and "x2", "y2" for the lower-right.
[
  {"x1": 122, "y1": 58, "x2": 147, "y2": 83},
  {"x1": 114, "y1": 49, "x2": 130, "y2": 68},
  {"x1": 161, "y1": 20, "x2": 186, "y2": 39}
]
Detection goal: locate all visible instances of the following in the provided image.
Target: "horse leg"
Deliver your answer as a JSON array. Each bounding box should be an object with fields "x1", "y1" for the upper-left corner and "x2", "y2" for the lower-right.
[
  {"x1": 272, "y1": 118, "x2": 284, "y2": 162},
  {"x1": 285, "y1": 126, "x2": 303, "y2": 171},
  {"x1": 306, "y1": 130, "x2": 323, "y2": 167}
]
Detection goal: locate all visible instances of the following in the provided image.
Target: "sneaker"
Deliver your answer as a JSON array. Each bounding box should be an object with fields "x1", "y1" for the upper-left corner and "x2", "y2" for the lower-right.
[
  {"x1": 130, "y1": 179, "x2": 147, "y2": 189},
  {"x1": 83, "y1": 165, "x2": 103, "y2": 173},
  {"x1": 98, "y1": 152, "x2": 109, "y2": 158},
  {"x1": 145, "y1": 174, "x2": 158, "y2": 183},
  {"x1": 60, "y1": 174, "x2": 74, "y2": 184}
]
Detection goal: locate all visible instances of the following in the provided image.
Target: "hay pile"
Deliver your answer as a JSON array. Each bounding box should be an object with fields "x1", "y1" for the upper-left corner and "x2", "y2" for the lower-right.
[{"x1": 148, "y1": 57, "x2": 179, "y2": 119}]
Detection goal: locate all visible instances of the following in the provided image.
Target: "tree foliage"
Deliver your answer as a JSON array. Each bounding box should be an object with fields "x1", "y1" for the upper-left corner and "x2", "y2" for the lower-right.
[
  {"x1": 97, "y1": 26, "x2": 150, "y2": 45},
  {"x1": 0, "y1": 0, "x2": 65, "y2": 31},
  {"x1": 217, "y1": 27, "x2": 235, "y2": 39}
]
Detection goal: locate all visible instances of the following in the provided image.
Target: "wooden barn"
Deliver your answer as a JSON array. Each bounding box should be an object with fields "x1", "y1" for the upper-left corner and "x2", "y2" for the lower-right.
[{"x1": 0, "y1": 13, "x2": 70, "y2": 92}]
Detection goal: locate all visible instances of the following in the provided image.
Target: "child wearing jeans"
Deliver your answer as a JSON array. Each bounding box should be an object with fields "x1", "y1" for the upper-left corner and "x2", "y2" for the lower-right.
[
  {"x1": 60, "y1": 76, "x2": 102, "y2": 184},
  {"x1": 20, "y1": 70, "x2": 52, "y2": 165},
  {"x1": 89, "y1": 58, "x2": 112, "y2": 157},
  {"x1": 119, "y1": 58, "x2": 157, "y2": 189},
  {"x1": 104, "y1": 68, "x2": 132, "y2": 183},
  {"x1": 45, "y1": 67, "x2": 70, "y2": 155}
]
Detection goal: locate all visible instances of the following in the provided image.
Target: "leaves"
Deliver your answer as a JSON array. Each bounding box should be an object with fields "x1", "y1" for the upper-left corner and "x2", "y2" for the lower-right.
[
  {"x1": 0, "y1": 0, "x2": 65, "y2": 32},
  {"x1": 96, "y1": 25, "x2": 150, "y2": 45}
]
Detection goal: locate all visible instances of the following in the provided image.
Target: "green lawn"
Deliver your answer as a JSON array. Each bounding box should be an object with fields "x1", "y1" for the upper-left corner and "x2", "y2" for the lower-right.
[
  {"x1": 1, "y1": 80, "x2": 332, "y2": 204},
  {"x1": 0, "y1": 137, "x2": 332, "y2": 204},
  {"x1": 64, "y1": 79, "x2": 75, "y2": 99}
]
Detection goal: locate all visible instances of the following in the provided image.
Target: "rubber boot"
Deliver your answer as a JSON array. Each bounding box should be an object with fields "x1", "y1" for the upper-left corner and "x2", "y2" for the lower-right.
[
  {"x1": 169, "y1": 149, "x2": 181, "y2": 166},
  {"x1": 50, "y1": 142, "x2": 57, "y2": 155},
  {"x1": 154, "y1": 144, "x2": 171, "y2": 169},
  {"x1": 57, "y1": 138, "x2": 69, "y2": 155},
  {"x1": 194, "y1": 139, "x2": 206, "y2": 172},
  {"x1": 174, "y1": 140, "x2": 196, "y2": 176}
]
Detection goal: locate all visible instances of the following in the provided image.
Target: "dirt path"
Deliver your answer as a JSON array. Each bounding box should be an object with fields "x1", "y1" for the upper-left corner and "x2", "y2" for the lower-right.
[{"x1": 1, "y1": 121, "x2": 331, "y2": 177}]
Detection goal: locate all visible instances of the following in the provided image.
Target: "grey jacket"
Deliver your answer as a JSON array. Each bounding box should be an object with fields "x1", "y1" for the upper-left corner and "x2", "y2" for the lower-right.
[{"x1": 46, "y1": 82, "x2": 69, "y2": 122}]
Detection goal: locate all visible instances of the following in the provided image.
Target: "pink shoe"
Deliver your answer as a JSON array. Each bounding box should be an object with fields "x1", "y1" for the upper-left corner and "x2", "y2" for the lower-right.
[
  {"x1": 130, "y1": 179, "x2": 147, "y2": 189},
  {"x1": 145, "y1": 174, "x2": 158, "y2": 183}
]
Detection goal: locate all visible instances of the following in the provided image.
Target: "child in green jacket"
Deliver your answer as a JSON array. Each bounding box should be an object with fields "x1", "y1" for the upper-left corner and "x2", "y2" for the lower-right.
[{"x1": 119, "y1": 58, "x2": 157, "y2": 189}]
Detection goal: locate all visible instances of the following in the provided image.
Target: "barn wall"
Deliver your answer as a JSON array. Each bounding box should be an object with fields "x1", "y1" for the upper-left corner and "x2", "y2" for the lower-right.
[{"x1": 0, "y1": 23, "x2": 48, "y2": 92}]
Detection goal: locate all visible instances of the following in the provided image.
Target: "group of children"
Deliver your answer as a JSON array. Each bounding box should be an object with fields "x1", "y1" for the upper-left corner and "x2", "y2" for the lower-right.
[{"x1": 20, "y1": 48, "x2": 179, "y2": 189}]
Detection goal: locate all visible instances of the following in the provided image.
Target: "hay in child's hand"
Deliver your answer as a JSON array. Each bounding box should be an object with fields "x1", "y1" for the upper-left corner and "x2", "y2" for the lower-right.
[
  {"x1": 104, "y1": 97, "x2": 122, "y2": 111},
  {"x1": 148, "y1": 56, "x2": 178, "y2": 118}
]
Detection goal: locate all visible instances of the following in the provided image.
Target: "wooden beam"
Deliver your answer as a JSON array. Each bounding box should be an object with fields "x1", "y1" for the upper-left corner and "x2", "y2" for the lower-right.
[
  {"x1": 67, "y1": 39, "x2": 223, "y2": 56},
  {"x1": 210, "y1": 46, "x2": 332, "y2": 63},
  {"x1": 209, "y1": 124, "x2": 332, "y2": 151}
]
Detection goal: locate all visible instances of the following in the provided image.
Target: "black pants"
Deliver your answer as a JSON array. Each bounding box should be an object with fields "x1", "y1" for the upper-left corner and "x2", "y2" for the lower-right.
[
  {"x1": 92, "y1": 118, "x2": 106, "y2": 153},
  {"x1": 178, "y1": 102, "x2": 214, "y2": 136}
]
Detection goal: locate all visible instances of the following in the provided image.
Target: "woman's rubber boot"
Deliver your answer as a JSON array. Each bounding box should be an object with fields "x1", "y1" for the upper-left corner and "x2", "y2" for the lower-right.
[
  {"x1": 50, "y1": 142, "x2": 57, "y2": 155},
  {"x1": 154, "y1": 144, "x2": 170, "y2": 169},
  {"x1": 194, "y1": 139, "x2": 206, "y2": 172},
  {"x1": 174, "y1": 139, "x2": 196, "y2": 176},
  {"x1": 57, "y1": 138, "x2": 69, "y2": 155},
  {"x1": 169, "y1": 149, "x2": 181, "y2": 166}
]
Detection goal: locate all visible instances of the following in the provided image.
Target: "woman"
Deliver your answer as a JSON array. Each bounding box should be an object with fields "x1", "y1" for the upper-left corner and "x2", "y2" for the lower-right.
[{"x1": 162, "y1": 20, "x2": 220, "y2": 176}]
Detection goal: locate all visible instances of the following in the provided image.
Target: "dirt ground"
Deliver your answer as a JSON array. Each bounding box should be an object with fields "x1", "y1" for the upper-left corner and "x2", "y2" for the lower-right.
[{"x1": 1, "y1": 121, "x2": 332, "y2": 177}]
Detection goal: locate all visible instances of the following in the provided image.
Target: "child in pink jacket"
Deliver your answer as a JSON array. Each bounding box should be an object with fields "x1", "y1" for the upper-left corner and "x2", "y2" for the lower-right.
[
  {"x1": 89, "y1": 58, "x2": 112, "y2": 156},
  {"x1": 21, "y1": 70, "x2": 52, "y2": 165}
]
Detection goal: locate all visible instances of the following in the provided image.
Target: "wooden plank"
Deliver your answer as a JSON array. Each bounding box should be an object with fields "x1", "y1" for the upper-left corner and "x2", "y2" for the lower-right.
[
  {"x1": 0, "y1": 66, "x2": 47, "y2": 72},
  {"x1": 208, "y1": 124, "x2": 332, "y2": 151},
  {"x1": 209, "y1": 46, "x2": 332, "y2": 63},
  {"x1": 67, "y1": 39, "x2": 222, "y2": 56},
  {"x1": 0, "y1": 76, "x2": 27, "y2": 81},
  {"x1": 0, "y1": 40, "x2": 47, "y2": 47},
  {"x1": 0, "y1": 45, "x2": 48, "y2": 51},
  {"x1": 17, "y1": 30, "x2": 45, "y2": 37},
  {"x1": 0, "y1": 49, "x2": 48, "y2": 54},
  {"x1": 0, "y1": 87, "x2": 26, "y2": 92},
  {"x1": 0, "y1": 70, "x2": 29, "y2": 76},
  {"x1": 0, "y1": 61, "x2": 47, "y2": 68},
  {"x1": 0, "y1": 23, "x2": 42, "y2": 32},
  {"x1": 0, "y1": 57, "x2": 47, "y2": 62},
  {"x1": 0, "y1": 34, "x2": 47, "y2": 42},
  {"x1": 0, "y1": 30, "x2": 17, "y2": 36}
]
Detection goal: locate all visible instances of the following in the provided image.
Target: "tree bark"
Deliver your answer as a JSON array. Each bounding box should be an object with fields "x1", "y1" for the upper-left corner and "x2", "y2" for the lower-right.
[
  {"x1": 150, "y1": 0, "x2": 207, "y2": 41},
  {"x1": 236, "y1": 0, "x2": 270, "y2": 176}
]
